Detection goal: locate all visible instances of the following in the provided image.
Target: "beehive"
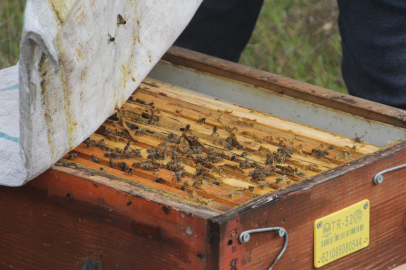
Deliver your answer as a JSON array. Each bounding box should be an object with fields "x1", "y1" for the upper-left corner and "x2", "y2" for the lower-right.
[
  {"x1": 3, "y1": 48, "x2": 406, "y2": 270},
  {"x1": 59, "y1": 78, "x2": 380, "y2": 213}
]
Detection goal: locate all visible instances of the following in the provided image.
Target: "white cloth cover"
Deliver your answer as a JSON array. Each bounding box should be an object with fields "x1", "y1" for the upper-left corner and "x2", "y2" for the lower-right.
[{"x1": 0, "y1": 0, "x2": 201, "y2": 186}]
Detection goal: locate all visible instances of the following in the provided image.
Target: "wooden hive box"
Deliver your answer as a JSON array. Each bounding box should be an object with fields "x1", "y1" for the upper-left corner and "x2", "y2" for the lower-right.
[{"x1": 2, "y1": 47, "x2": 406, "y2": 269}]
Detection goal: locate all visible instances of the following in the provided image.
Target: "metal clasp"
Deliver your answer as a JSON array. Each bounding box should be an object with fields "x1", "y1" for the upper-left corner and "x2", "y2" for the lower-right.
[
  {"x1": 239, "y1": 227, "x2": 288, "y2": 270},
  {"x1": 373, "y1": 163, "x2": 406, "y2": 184}
]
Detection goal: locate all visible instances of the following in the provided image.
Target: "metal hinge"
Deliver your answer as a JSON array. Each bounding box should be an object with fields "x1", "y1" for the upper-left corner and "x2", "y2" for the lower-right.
[
  {"x1": 373, "y1": 163, "x2": 406, "y2": 184},
  {"x1": 239, "y1": 227, "x2": 288, "y2": 270}
]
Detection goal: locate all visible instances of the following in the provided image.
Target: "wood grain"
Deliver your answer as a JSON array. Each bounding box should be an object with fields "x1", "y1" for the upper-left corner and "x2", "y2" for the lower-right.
[
  {"x1": 0, "y1": 169, "x2": 209, "y2": 270},
  {"x1": 163, "y1": 46, "x2": 406, "y2": 130},
  {"x1": 212, "y1": 140, "x2": 406, "y2": 269},
  {"x1": 63, "y1": 77, "x2": 380, "y2": 214}
]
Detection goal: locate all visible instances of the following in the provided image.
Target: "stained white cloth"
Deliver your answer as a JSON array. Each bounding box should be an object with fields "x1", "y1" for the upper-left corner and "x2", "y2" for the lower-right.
[
  {"x1": 0, "y1": 65, "x2": 26, "y2": 186},
  {"x1": 0, "y1": 0, "x2": 201, "y2": 186}
]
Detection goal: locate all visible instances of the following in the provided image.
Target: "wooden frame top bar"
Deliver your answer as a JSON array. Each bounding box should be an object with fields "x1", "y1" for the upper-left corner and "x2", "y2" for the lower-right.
[{"x1": 163, "y1": 46, "x2": 406, "y2": 129}]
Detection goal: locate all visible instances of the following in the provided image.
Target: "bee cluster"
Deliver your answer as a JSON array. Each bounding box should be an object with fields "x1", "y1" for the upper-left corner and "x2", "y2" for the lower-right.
[
  {"x1": 61, "y1": 82, "x2": 375, "y2": 210},
  {"x1": 72, "y1": 112, "x2": 320, "y2": 203}
]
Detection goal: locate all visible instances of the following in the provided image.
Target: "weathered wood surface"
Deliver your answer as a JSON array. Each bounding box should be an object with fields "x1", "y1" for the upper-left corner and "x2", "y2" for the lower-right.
[
  {"x1": 140, "y1": 79, "x2": 378, "y2": 155},
  {"x1": 62, "y1": 77, "x2": 379, "y2": 215},
  {"x1": 211, "y1": 140, "x2": 406, "y2": 270},
  {"x1": 163, "y1": 46, "x2": 406, "y2": 129},
  {"x1": 0, "y1": 168, "x2": 209, "y2": 270},
  {"x1": 3, "y1": 50, "x2": 406, "y2": 270}
]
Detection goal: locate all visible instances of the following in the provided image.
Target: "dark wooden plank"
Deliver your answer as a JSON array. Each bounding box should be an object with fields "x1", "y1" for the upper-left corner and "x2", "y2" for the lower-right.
[
  {"x1": 0, "y1": 169, "x2": 210, "y2": 270},
  {"x1": 211, "y1": 140, "x2": 406, "y2": 269},
  {"x1": 163, "y1": 46, "x2": 406, "y2": 129}
]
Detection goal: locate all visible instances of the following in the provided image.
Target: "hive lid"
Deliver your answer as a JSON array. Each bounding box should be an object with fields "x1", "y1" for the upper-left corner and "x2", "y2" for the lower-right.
[{"x1": 0, "y1": 0, "x2": 202, "y2": 186}]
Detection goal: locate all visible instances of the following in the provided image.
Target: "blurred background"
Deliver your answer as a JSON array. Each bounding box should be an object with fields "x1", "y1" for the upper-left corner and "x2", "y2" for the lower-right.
[
  {"x1": 0, "y1": 0, "x2": 346, "y2": 93},
  {"x1": 0, "y1": 0, "x2": 25, "y2": 70}
]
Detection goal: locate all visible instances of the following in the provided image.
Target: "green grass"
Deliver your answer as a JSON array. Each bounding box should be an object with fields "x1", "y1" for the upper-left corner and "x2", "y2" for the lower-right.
[
  {"x1": 0, "y1": 0, "x2": 345, "y2": 93},
  {"x1": 0, "y1": 0, "x2": 25, "y2": 69},
  {"x1": 240, "y1": 0, "x2": 346, "y2": 93}
]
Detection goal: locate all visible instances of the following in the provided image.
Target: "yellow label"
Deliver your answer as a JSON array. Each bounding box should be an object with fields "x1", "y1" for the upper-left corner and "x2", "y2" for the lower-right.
[{"x1": 314, "y1": 200, "x2": 370, "y2": 268}]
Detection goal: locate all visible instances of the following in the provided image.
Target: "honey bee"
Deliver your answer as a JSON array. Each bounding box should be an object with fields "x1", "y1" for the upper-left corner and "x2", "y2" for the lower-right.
[
  {"x1": 328, "y1": 145, "x2": 335, "y2": 149},
  {"x1": 249, "y1": 169, "x2": 263, "y2": 179},
  {"x1": 192, "y1": 180, "x2": 202, "y2": 187},
  {"x1": 172, "y1": 148, "x2": 179, "y2": 158},
  {"x1": 197, "y1": 118, "x2": 206, "y2": 124},
  {"x1": 154, "y1": 177, "x2": 163, "y2": 183},
  {"x1": 109, "y1": 158, "x2": 115, "y2": 168},
  {"x1": 132, "y1": 162, "x2": 141, "y2": 168},
  {"x1": 127, "y1": 123, "x2": 139, "y2": 130},
  {"x1": 105, "y1": 152, "x2": 116, "y2": 159},
  {"x1": 135, "y1": 98, "x2": 146, "y2": 105},
  {"x1": 275, "y1": 175, "x2": 291, "y2": 185},
  {"x1": 87, "y1": 141, "x2": 96, "y2": 147},
  {"x1": 172, "y1": 170, "x2": 183, "y2": 182},
  {"x1": 151, "y1": 161, "x2": 161, "y2": 171},
  {"x1": 193, "y1": 147, "x2": 203, "y2": 155},
  {"x1": 96, "y1": 139, "x2": 105, "y2": 148},
  {"x1": 236, "y1": 144, "x2": 244, "y2": 150},
  {"x1": 180, "y1": 124, "x2": 191, "y2": 132},
  {"x1": 225, "y1": 137, "x2": 232, "y2": 144},
  {"x1": 66, "y1": 193, "x2": 74, "y2": 202},
  {"x1": 311, "y1": 149, "x2": 329, "y2": 159},
  {"x1": 135, "y1": 128, "x2": 147, "y2": 136},
  {"x1": 124, "y1": 151, "x2": 133, "y2": 158},
  {"x1": 108, "y1": 34, "x2": 115, "y2": 44},
  {"x1": 207, "y1": 148, "x2": 217, "y2": 156},
  {"x1": 240, "y1": 151, "x2": 248, "y2": 158},
  {"x1": 148, "y1": 110, "x2": 155, "y2": 125},
  {"x1": 99, "y1": 144, "x2": 108, "y2": 151},
  {"x1": 91, "y1": 154, "x2": 100, "y2": 163},
  {"x1": 239, "y1": 159, "x2": 253, "y2": 169},
  {"x1": 181, "y1": 181, "x2": 189, "y2": 191},
  {"x1": 104, "y1": 128, "x2": 112, "y2": 136},
  {"x1": 117, "y1": 14, "x2": 126, "y2": 26},
  {"x1": 212, "y1": 126, "x2": 218, "y2": 136},
  {"x1": 67, "y1": 153, "x2": 78, "y2": 160},
  {"x1": 99, "y1": 166, "x2": 105, "y2": 172},
  {"x1": 142, "y1": 163, "x2": 154, "y2": 171},
  {"x1": 126, "y1": 167, "x2": 133, "y2": 176},
  {"x1": 193, "y1": 171, "x2": 203, "y2": 178},
  {"x1": 265, "y1": 154, "x2": 276, "y2": 166},
  {"x1": 258, "y1": 181, "x2": 269, "y2": 189},
  {"x1": 133, "y1": 148, "x2": 142, "y2": 157},
  {"x1": 353, "y1": 133, "x2": 365, "y2": 143},
  {"x1": 124, "y1": 141, "x2": 131, "y2": 151},
  {"x1": 276, "y1": 153, "x2": 286, "y2": 164},
  {"x1": 118, "y1": 161, "x2": 127, "y2": 172}
]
